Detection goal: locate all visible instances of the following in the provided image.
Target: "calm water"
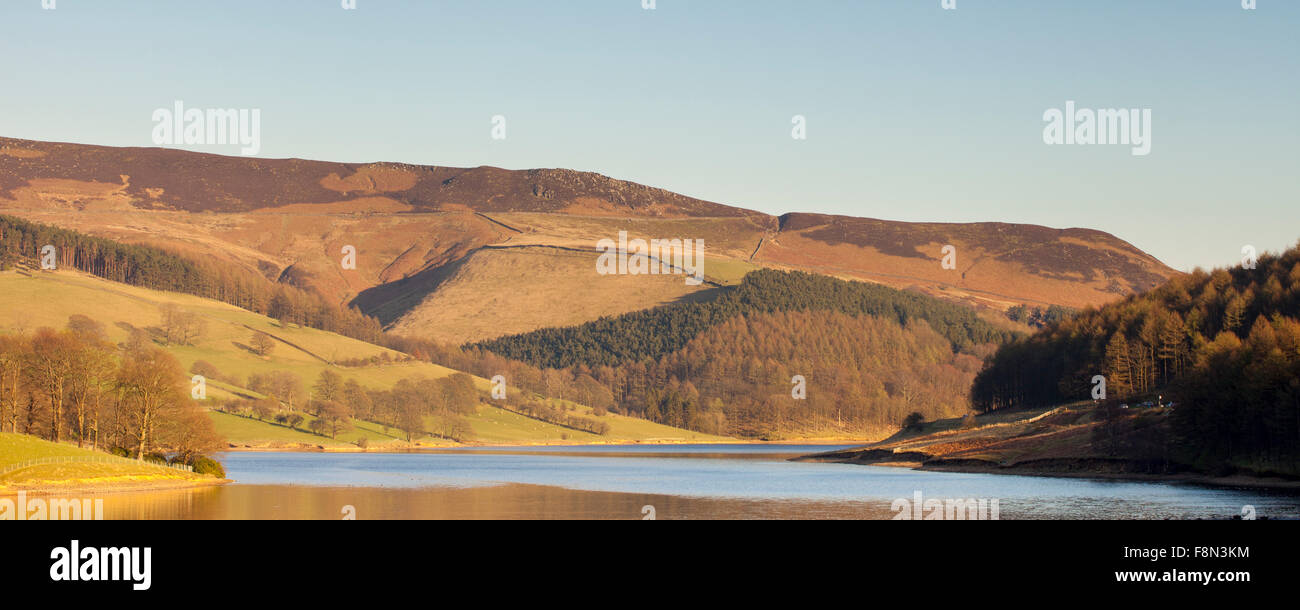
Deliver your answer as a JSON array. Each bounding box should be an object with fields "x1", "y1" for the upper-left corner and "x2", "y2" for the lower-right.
[{"x1": 80, "y1": 445, "x2": 1300, "y2": 519}]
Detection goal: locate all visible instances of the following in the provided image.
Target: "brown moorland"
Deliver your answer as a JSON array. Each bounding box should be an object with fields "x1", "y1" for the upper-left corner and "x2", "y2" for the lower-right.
[{"x1": 0, "y1": 137, "x2": 1178, "y2": 344}]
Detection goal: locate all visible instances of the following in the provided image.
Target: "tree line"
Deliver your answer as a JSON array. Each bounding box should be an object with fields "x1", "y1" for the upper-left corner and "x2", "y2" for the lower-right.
[
  {"x1": 0, "y1": 215, "x2": 384, "y2": 344},
  {"x1": 398, "y1": 309, "x2": 995, "y2": 438},
  {"x1": 219, "y1": 366, "x2": 487, "y2": 444},
  {"x1": 619, "y1": 310, "x2": 991, "y2": 437},
  {"x1": 971, "y1": 243, "x2": 1300, "y2": 474},
  {"x1": 475, "y1": 268, "x2": 1019, "y2": 370},
  {"x1": 1005, "y1": 304, "x2": 1075, "y2": 328},
  {"x1": 0, "y1": 315, "x2": 223, "y2": 463}
]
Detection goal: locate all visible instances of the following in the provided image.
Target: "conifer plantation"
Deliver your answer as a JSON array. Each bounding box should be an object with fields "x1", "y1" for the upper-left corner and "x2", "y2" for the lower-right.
[
  {"x1": 477, "y1": 269, "x2": 1017, "y2": 368},
  {"x1": 0, "y1": 215, "x2": 383, "y2": 343},
  {"x1": 972, "y1": 243, "x2": 1300, "y2": 474},
  {"x1": 467, "y1": 270, "x2": 1015, "y2": 437}
]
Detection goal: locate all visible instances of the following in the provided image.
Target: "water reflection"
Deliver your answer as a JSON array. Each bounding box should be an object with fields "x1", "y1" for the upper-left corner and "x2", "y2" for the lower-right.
[{"x1": 93, "y1": 484, "x2": 902, "y2": 520}]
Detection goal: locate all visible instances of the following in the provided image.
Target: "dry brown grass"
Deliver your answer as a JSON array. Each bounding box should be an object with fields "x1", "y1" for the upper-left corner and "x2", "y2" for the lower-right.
[
  {"x1": 0, "y1": 137, "x2": 1180, "y2": 342},
  {"x1": 852, "y1": 404, "x2": 1169, "y2": 467},
  {"x1": 386, "y1": 247, "x2": 711, "y2": 343}
]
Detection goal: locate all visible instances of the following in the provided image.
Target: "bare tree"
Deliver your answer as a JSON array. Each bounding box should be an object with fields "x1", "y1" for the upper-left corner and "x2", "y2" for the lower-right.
[
  {"x1": 24, "y1": 328, "x2": 76, "y2": 442},
  {"x1": 65, "y1": 329, "x2": 117, "y2": 448},
  {"x1": 250, "y1": 332, "x2": 276, "y2": 357},
  {"x1": 159, "y1": 303, "x2": 182, "y2": 345},
  {"x1": 179, "y1": 313, "x2": 207, "y2": 346},
  {"x1": 269, "y1": 371, "x2": 305, "y2": 412},
  {"x1": 0, "y1": 334, "x2": 28, "y2": 434},
  {"x1": 316, "y1": 400, "x2": 353, "y2": 439},
  {"x1": 116, "y1": 346, "x2": 188, "y2": 459}
]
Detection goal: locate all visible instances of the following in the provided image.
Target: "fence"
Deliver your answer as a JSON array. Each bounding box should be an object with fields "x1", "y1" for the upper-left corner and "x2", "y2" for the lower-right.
[{"x1": 0, "y1": 454, "x2": 193, "y2": 477}]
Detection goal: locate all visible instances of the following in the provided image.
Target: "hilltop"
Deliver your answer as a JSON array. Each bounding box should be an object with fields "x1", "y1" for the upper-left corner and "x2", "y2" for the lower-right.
[{"x1": 0, "y1": 137, "x2": 1178, "y2": 344}]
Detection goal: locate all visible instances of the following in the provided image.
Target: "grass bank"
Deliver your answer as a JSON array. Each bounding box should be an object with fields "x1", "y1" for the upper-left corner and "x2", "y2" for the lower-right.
[{"x1": 0, "y1": 432, "x2": 227, "y2": 494}]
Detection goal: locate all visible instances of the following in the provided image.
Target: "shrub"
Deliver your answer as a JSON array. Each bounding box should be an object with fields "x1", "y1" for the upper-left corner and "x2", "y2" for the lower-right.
[{"x1": 190, "y1": 456, "x2": 226, "y2": 478}]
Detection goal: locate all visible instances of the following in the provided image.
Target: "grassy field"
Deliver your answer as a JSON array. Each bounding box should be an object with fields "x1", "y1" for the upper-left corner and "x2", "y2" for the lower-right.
[
  {"x1": 464, "y1": 403, "x2": 728, "y2": 445},
  {"x1": 0, "y1": 269, "x2": 461, "y2": 388},
  {"x1": 0, "y1": 432, "x2": 217, "y2": 492},
  {"x1": 0, "y1": 269, "x2": 726, "y2": 448},
  {"x1": 209, "y1": 410, "x2": 410, "y2": 448},
  {"x1": 213, "y1": 402, "x2": 728, "y2": 448},
  {"x1": 384, "y1": 247, "x2": 716, "y2": 343}
]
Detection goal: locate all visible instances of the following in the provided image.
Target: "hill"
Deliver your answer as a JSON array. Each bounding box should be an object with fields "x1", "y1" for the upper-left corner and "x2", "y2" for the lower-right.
[
  {"x1": 0, "y1": 137, "x2": 1178, "y2": 344},
  {"x1": 467, "y1": 270, "x2": 1018, "y2": 439},
  {"x1": 477, "y1": 268, "x2": 1018, "y2": 369},
  {"x1": 0, "y1": 268, "x2": 723, "y2": 447}
]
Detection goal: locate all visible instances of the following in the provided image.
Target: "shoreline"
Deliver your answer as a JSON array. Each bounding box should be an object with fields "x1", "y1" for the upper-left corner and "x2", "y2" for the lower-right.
[
  {"x1": 792, "y1": 404, "x2": 1300, "y2": 492},
  {"x1": 0, "y1": 476, "x2": 230, "y2": 497},
  {"x1": 805, "y1": 454, "x2": 1300, "y2": 491},
  {"x1": 219, "y1": 438, "x2": 869, "y2": 453},
  {"x1": 919, "y1": 461, "x2": 1300, "y2": 491}
]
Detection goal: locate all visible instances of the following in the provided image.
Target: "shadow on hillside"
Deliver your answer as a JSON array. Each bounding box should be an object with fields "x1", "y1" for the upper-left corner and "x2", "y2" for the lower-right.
[
  {"x1": 349, "y1": 256, "x2": 470, "y2": 324},
  {"x1": 666, "y1": 285, "x2": 728, "y2": 306}
]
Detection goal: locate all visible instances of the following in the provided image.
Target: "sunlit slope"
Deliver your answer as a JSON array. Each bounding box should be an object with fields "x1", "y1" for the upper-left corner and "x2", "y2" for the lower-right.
[
  {"x1": 0, "y1": 268, "x2": 456, "y2": 388},
  {"x1": 361, "y1": 214, "x2": 764, "y2": 343},
  {"x1": 377, "y1": 247, "x2": 733, "y2": 344},
  {"x1": 0, "y1": 432, "x2": 215, "y2": 491},
  {"x1": 212, "y1": 401, "x2": 726, "y2": 448},
  {"x1": 464, "y1": 403, "x2": 728, "y2": 445},
  {"x1": 0, "y1": 269, "x2": 723, "y2": 446},
  {"x1": 0, "y1": 137, "x2": 1178, "y2": 345}
]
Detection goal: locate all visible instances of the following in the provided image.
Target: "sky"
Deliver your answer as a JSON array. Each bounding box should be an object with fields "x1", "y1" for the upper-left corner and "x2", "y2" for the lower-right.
[{"x1": 0, "y1": 0, "x2": 1296, "y2": 272}]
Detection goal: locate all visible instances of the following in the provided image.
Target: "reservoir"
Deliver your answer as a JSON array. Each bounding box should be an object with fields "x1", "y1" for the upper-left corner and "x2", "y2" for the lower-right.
[{"x1": 88, "y1": 445, "x2": 1300, "y2": 520}]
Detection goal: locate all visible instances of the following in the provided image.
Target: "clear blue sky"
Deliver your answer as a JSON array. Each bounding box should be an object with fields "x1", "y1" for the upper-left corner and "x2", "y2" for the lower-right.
[{"x1": 1, "y1": 0, "x2": 1296, "y2": 271}]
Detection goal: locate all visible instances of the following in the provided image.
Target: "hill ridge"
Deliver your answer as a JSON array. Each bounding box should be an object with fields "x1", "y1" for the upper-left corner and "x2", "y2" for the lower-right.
[{"x1": 1, "y1": 136, "x2": 1180, "y2": 343}]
